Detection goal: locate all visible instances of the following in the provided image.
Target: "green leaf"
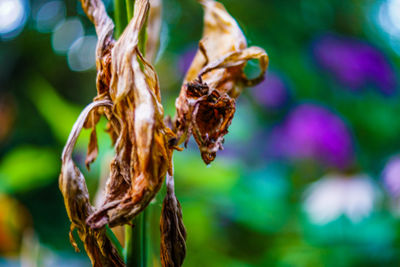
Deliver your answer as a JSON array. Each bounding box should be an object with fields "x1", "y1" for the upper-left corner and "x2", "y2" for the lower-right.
[
  {"x1": 28, "y1": 76, "x2": 82, "y2": 143},
  {"x1": 0, "y1": 146, "x2": 59, "y2": 193},
  {"x1": 174, "y1": 151, "x2": 240, "y2": 193}
]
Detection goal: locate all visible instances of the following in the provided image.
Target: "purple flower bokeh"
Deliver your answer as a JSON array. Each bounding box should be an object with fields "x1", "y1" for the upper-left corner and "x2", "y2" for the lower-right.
[
  {"x1": 178, "y1": 46, "x2": 197, "y2": 77},
  {"x1": 268, "y1": 104, "x2": 354, "y2": 169},
  {"x1": 382, "y1": 156, "x2": 400, "y2": 198},
  {"x1": 251, "y1": 71, "x2": 290, "y2": 109},
  {"x1": 312, "y1": 34, "x2": 397, "y2": 95}
]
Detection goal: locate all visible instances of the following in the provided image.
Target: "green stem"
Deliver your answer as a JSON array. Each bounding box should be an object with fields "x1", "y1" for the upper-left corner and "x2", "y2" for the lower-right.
[
  {"x1": 113, "y1": 0, "x2": 150, "y2": 266},
  {"x1": 126, "y1": 0, "x2": 134, "y2": 21},
  {"x1": 138, "y1": 12, "x2": 148, "y2": 56},
  {"x1": 114, "y1": 0, "x2": 127, "y2": 38},
  {"x1": 106, "y1": 225, "x2": 124, "y2": 258},
  {"x1": 126, "y1": 18, "x2": 149, "y2": 266},
  {"x1": 124, "y1": 213, "x2": 146, "y2": 267}
]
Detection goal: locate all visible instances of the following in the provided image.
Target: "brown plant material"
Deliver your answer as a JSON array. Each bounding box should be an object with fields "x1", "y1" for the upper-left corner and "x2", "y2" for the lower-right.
[
  {"x1": 79, "y1": 0, "x2": 115, "y2": 97},
  {"x1": 160, "y1": 172, "x2": 187, "y2": 267},
  {"x1": 60, "y1": 0, "x2": 268, "y2": 265},
  {"x1": 79, "y1": 0, "x2": 116, "y2": 170},
  {"x1": 174, "y1": 0, "x2": 269, "y2": 164},
  {"x1": 85, "y1": 0, "x2": 174, "y2": 229},
  {"x1": 146, "y1": 0, "x2": 162, "y2": 63},
  {"x1": 59, "y1": 100, "x2": 124, "y2": 267},
  {"x1": 0, "y1": 94, "x2": 15, "y2": 142}
]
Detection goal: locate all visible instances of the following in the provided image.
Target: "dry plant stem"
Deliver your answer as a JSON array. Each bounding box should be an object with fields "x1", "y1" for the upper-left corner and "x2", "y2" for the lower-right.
[
  {"x1": 59, "y1": 100, "x2": 124, "y2": 267},
  {"x1": 114, "y1": 0, "x2": 149, "y2": 266},
  {"x1": 60, "y1": 0, "x2": 267, "y2": 266},
  {"x1": 125, "y1": 213, "x2": 145, "y2": 267},
  {"x1": 145, "y1": 0, "x2": 162, "y2": 62},
  {"x1": 114, "y1": 0, "x2": 126, "y2": 37},
  {"x1": 62, "y1": 0, "x2": 175, "y2": 265},
  {"x1": 160, "y1": 171, "x2": 187, "y2": 267},
  {"x1": 174, "y1": 0, "x2": 269, "y2": 164},
  {"x1": 81, "y1": 0, "x2": 164, "y2": 227}
]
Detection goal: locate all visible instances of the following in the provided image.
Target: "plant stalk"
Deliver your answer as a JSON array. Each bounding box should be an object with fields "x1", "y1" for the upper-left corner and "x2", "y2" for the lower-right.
[
  {"x1": 126, "y1": 0, "x2": 134, "y2": 21},
  {"x1": 114, "y1": 0, "x2": 127, "y2": 38},
  {"x1": 114, "y1": 0, "x2": 150, "y2": 266},
  {"x1": 124, "y1": 213, "x2": 146, "y2": 267}
]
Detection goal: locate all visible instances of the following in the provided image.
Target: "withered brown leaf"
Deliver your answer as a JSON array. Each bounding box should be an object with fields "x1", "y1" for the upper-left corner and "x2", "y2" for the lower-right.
[
  {"x1": 79, "y1": 0, "x2": 115, "y2": 98},
  {"x1": 174, "y1": 0, "x2": 269, "y2": 164},
  {"x1": 59, "y1": 100, "x2": 124, "y2": 267},
  {"x1": 85, "y1": 0, "x2": 174, "y2": 229},
  {"x1": 79, "y1": 0, "x2": 116, "y2": 170},
  {"x1": 160, "y1": 172, "x2": 187, "y2": 267},
  {"x1": 146, "y1": 0, "x2": 162, "y2": 63},
  {"x1": 59, "y1": 0, "x2": 269, "y2": 265}
]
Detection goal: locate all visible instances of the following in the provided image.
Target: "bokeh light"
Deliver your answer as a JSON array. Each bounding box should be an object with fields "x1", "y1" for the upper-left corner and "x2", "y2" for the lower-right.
[
  {"x1": 67, "y1": 35, "x2": 97, "y2": 72},
  {"x1": 304, "y1": 173, "x2": 377, "y2": 225},
  {"x1": 251, "y1": 71, "x2": 290, "y2": 109},
  {"x1": 312, "y1": 33, "x2": 396, "y2": 94},
  {"x1": 382, "y1": 155, "x2": 400, "y2": 197},
  {"x1": 34, "y1": 0, "x2": 66, "y2": 33},
  {"x1": 378, "y1": 0, "x2": 400, "y2": 37},
  {"x1": 0, "y1": 0, "x2": 27, "y2": 39},
  {"x1": 51, "y1": 18, "x2": 84, "y2": 54},
  {"x1": 268, "y1": 103, "x2": 354, "y2": 169}
]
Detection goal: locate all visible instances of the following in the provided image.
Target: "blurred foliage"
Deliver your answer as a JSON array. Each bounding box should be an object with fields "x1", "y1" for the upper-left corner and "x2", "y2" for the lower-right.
[
  {"x1": 2, "y1": 0, "x2": 400, "y2": 266},
  {"x1": 0, "y1": 145, "x2": 58, "y2": 193}
]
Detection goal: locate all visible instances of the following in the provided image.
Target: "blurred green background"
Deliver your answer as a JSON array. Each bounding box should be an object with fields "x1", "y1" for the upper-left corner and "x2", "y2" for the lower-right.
[{"x1": 2, "y1": 0, "x2": 400, "y2": 266}]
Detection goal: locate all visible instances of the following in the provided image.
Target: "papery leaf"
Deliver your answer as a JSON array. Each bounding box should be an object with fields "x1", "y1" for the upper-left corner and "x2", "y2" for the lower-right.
[
  {"x1": 160, "y1": 173, "x2": 187, "y2": 267},
  {"x1": 184, "y1": 0, "x2": 247, "y2": 83},
  {"x1": 199, "y1": 46, "x2": 269, "y2": 91},
  {"x1": 86, "y1": 0, "x2": 174, "y2": 229},
  {"x1": 84, "y1": 109, "x2": 102, "y2": 170},
  {"x1": 174, "y1": 0, "x2": 269, "y2": 164},
  {"x1": 85, "y1": 128, "x2": 98, "y2": 170},
  {"x1": 146, "y1": 0, "x2": 162, "y2": 63},
  {"x1": 79, "y1": 0, "x2": 115, "y2": 97},
  {"x1": 59, "y1": 100, "x2": 124, "y2": 267}
]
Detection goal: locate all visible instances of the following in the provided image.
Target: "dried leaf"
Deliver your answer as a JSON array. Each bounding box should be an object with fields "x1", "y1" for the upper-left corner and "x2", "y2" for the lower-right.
[
  {"x1": 85, "y1": 127, "x2": 98, "y2": 170},
  {"x1": 61, "y1": 0, "x2": 176, "y2": 265},
  {"x1": 79, "y1": 0, "x2": 116, "y2": 169},
  {"x1": 160, "y1": 172, "x2": 186, "y2": 267},
  {"x1": 174, "y1": 0, "x2": 269, "y2": 164},
  {"x1": 82, "y1": 104, "x2": 110, "y2": 171},
  {"x1": 79, "y1": 0, "x2": 115, "y2": 97},
  {"x1": 60, "y1": 0, "x2": 268, "y2": 265},
  {"x1": 86, "y1": 0, "x2": 173, "y2": 229},
  {"x1": 59, "y1": 100, "x2": 124, "y2": 267},
  {"x1": 146, "y1": 0, "x2": 162, "y2": 62}
]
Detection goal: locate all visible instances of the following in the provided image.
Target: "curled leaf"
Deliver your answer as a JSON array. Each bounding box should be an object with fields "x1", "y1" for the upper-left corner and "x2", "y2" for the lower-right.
[
  {"x1": 146, "y1": 0, "x2": 162, "y2": 63},
  {"x1": 160, "y1": 172, "x2": 187, "y2": 267},
  {"x1": 174, "y1": 0, "x2": 269, "y2": 164},
  {"x1": 85, "y1": 128, "x2": 98, "y2": 170},
  {"x1": 59, "y1": 0, "x2": 269, "y2": 265},
  {"x1": 59, "y1": 100, "x2": 124, "y2": 267},
  {"x1": 86, "y1": 0, "x2": 173, "y2": 229},
  {"x1": 79, "y1": 0, "x2": 116, "y2": 169},
  {"x1": 84, "y1": 109, "x2": 102, "y2": 170},
  {"x1": 78, "y1": 0, "x2": 115, "y2": 97}
]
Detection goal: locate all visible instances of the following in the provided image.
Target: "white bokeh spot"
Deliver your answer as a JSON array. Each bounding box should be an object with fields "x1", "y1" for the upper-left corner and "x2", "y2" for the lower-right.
[
  {"x1": 51, "y1": 17, "x2": 84, "y2": 54},
  {"x1": 304, "y1": 174, "x2": 377, "y2": 225},
  {"x1": 67, "y1": 35, "x2": 97, "y2": 72},
  {"x1": 0, "y1": 0, "x2": 27, "y2": 39}
]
